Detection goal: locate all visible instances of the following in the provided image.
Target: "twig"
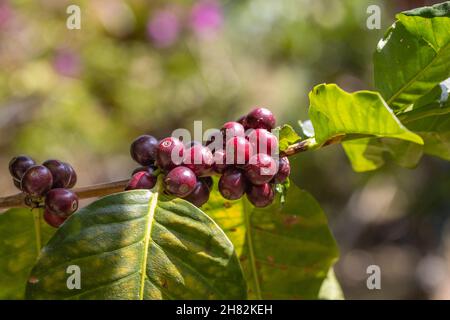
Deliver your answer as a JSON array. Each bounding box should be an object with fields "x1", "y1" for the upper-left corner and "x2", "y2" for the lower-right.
[
  {"x1": 0, "y1": 138, "x2": 321, "y2": 210},
  {"x1": 0, "y1": 179, "x2": 129, "y2": 210}
]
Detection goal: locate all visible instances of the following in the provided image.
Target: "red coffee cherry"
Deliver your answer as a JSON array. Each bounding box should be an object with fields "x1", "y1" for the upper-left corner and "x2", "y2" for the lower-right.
[
  {"x1": 247, "y1": 183, "x2": 275, "y2": 208},
  {"x1": 213, "y1": 149, "x2": 227, "y2": 174},
  {"x1": 272, "y1": 157, "x2": 290, "y2": 184},
  {"x1": 21, "y1": 165, "x2": 53, "y2": 197},
  {"x1": 183, "y1": 144, "x2": 214, "y2": 176},
  {"x1": 184, "y1": 180, "x2": 210, "y2": 207},
  {"x1": 156, "y1": 137, "x2": 185, "y2": 171},
  {"x1": 126, "y1": 171, "x2": 157, "y2": 191},
  {"x1": 245, "y1": 153, "x2": 277, "y2": 185},
  {"x1": 221, "y1": 121, "x2": 245, "y2": 141},
  {"x1": 65, "y1": 163, "x2": 77, "y2": 189},
  {"x1": 225, "y1": 136, "x2": 253, "y2": 165},
  {"x1": 245, "y1": 107, "x2": 276, "y2": 130},
  {"x1": 164, "y1": 166, "x2": 197, "y2": 197},
  {"x1": 247, "y1": 128, "x2": 278, "y2": 156},
  {"x1": 43, "y1": 209, "x2": 67, "y2": 228},
  {"x1": 45, "y1": 188, "x2": 79, "y2": 217},
  {"x1": 9, "y1": 155, "x2": 36, "y2": 181},
  {"x1": 218, "y1": 168, "x2": 248, "y2": 200},
  {"x1": 43, "y1": 159, "x2": 72, "y2": 189}
]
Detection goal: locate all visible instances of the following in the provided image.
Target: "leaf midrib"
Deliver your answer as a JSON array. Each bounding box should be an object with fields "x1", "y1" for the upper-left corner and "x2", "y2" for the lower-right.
[
  {"x1": 243, "y1": 199, "x2": 262, "y2": 299},
  {"x1": 139, "y1": 188, "x2": 159, "y2": 300}
]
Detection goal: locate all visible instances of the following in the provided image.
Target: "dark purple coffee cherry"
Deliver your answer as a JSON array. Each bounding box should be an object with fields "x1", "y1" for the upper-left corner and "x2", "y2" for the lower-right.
[
  {"x1": 65, "y1": 163, "x2": 77, "y2": 189},
  {"x1": 247, "y1": 128, "x2": 278, "y2": 156},
  {"x1": 184, "y1": 180, "x2": 210, "y2": 207},
  {"x1": 273, "y1": 157, "x2": 290, "y2": 184},
  {"x1": 43, "y1": 209, "x2": 67, "y2": 228},
  {"x1": 9, "y1": 155, "x2": 36, "y2": 181},
  {"x1": 21, "y1": 165, "x2": 53, "y2": 197},
  {"x1": 45, "y1": 188, "x2": 79, "y2": 217},
  {"x1": 247, "y1": 183, "x2": 275, "y2": 207},
  {"x1": 213, "y1": 149, "x2": 227, "y2": 174},
  {"x1": 200, "y1": 176, "x2": 213, "y2": 190},
  {"x1": 236, "y1": 115, "x2": 247, "y2": 127},
  {"x1": 125, "y1": 171, "x2": 157, "y2": 190},
  {"x1": 43, "y1": 159, "x2": 71, "y2": 189},
  {"x1": 156, "y1": 137, "x2": 185, "y2": 171},
  {"x1": 225, "y1": 136, "x2": 253, "y2": 165},
  {"x1": 221, "y1": 121, "x2": 245, "y2": 141},
  {"x1": 183, "y1": 144, "x2": 214, "y2": 176},
  {"x1": 245, "y1": 107, "x2": 276, "y2": 130},
  {"x1": 132, "y1": 165, "x2": 156, "y2": 176},
  {"x1": 164, "y1": 166, "x2": 197, "y2": 197},
  {"x1": 245, "y1": 154, "x2": 277, "y2": 185},
  {"x1": 13, "y1": 178, "x2": 22, "y2": 191},
  {"x1": 218, "y1": 168, "x2": 248, "y2": 200},
  {"x1": 130, "y1": 135, "x2": 159, "y2": 166}
]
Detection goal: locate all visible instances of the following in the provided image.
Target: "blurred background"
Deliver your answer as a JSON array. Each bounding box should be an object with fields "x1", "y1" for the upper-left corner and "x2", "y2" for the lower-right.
[{"x1": 0, "y1": 0, "x2": 449, "y2": 299}]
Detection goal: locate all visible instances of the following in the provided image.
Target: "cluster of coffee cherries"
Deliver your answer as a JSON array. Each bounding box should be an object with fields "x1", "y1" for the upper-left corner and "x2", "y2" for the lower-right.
[
  {"x1": 8, "y1": 156, "x2": 78, "y2": 228},
  {"x1": 127, "y1": 107, "x2": 290, "y2": 208}
]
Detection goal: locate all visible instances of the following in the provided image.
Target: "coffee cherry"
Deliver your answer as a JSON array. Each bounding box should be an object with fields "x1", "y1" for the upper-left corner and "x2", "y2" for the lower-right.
[
  {"x1": 13, "y1": 178, "x2": 22, "y2": 190},
  {"x1": 126, "y1": 171, "x2": 157, "y2": 190},
  {"x1": 184, "y1": 180, "x2": 210, "y2": 207},
  {"x1": 132, "y1": 165, "x2": 156, "y2": 176},
  {"x1": 213, "y1": 149, "x2": 227, "y2": 173},
  {"x1": 183, "y1": 144, "x2": 214, "y2": 176},
  {"x1": 218, "y1": 168, "x2": 248, "y2": 200},
  {"x1": 200, "y1": 176, "x2": 213, "y2": 190},
  {"x1": 247, "y1": 128, "x2": 278, "y2": 156},
  {"x1": 247, "y1": 183, "x2": 275, "y2": 207},
  {"x1": 130, "y1": 135, "x2": 159, "y2": 166},
  {"x1": 43, "y1": 159, "x2": 71, "y2": 188},
  {"x1": 21, "y1": 165, "x2": 53, "y2": 197},
  {"x1": 221, "y1": 121, "x2": 245, "y2": 141},
  {"x1": 9, "y1": 155, "x2": 36, "y2": 181},
  {"x1": 225, "y1": 136, "x2": 253, "y2": 165},
  {"x1": 236, "y1": 115, "x2": 247, "y2": 127},
  {"x1": 245, "y1": 107, "x2": 276, "y2": 130},
  {"x1": 164, "y1": 166, "x2": 197, "y2": 197},
  {"x1": 45, "y1": 188, "x2": 79, "y2": 217},
  {"x1": 245, "y1": 154, "x2": 277, "y2": 185},
  {"x1": 65, "y1": 163, "x2": 77, "y2": 188},
  {"x1": 43, "y1": 209, "x2": 67, "y2": 228},
  {"x1": 156, "y1": 137, "x2": 185, "y2": 171},
  {"x1": 273, "y1": 157, "x2": 290, "y2": 184}
]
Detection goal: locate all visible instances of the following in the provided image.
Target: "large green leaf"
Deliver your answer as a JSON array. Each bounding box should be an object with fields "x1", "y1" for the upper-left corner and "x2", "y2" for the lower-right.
[
  {"x1": 206, "y1": 183, "x2": 340, "y2": 299},
  {"x1": 375, "y1": 2, "x2": 450, "y2": 111},
  {"x1": 0, "y1": 208, "x2": 54, "y2": 299},
  {"x1": 25, "y1": 189, "x2": 246, "y2": 300},
  {"x1": 400, "y1": 102, "x2": 450, "y2": 160},
  {"x1": 343, "y1": 83, "x2": 449, "y2": 171},
  {"x1": 308, "y1": 83, "x2": 423, "y2": 146}
]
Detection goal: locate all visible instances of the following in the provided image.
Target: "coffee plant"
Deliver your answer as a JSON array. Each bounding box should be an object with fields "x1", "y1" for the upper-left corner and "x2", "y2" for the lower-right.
[{"x1": 0, "y1": 2, "x2": 449, "y2": 300}]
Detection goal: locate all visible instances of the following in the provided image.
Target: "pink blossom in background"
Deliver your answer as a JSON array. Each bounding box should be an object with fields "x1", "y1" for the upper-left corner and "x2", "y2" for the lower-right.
[
  {"x1": 190, "y1": 0, "x2": 223, "y2": 38},
  {"x1": 0, "y1": 1, "x2": 13, "y2": 29},
  {"x1": 147, "y1": 9, "x2": 180, "y2": 48},
  {"x1": 53, "y1": 49, "x2": 82, "y2": 78}
]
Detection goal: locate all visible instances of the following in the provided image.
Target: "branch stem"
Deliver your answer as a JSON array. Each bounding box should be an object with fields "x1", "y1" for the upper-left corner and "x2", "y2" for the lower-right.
[{"x1": 0, "y1": 138, "x2": 318, "y2": 210}]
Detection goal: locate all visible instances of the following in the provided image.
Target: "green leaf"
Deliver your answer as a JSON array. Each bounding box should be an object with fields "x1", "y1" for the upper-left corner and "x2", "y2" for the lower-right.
[
  {"x1": 25, "y1": 189, "x2": 246, "y2": 300},
  {"x1": 273, "y1": 124, "x2": 301, "y2": 152},
  {"x1": 400, "y1": 102, "x2": 450, "y2": 160},
  {"x1": 374, "y1": 2, "x2": 450, "y2": 111},
  {"x1": 207, "y1": 183, "x2": 340, "y2": 299},
  {"x1": 342, "y1": 138, "x2": 386, "y2": 172},
  {"x1": 0, "y1": 208, "x2": 55, "y2": 299},
  {"x1": 308, "y1": 83, "x2": 423, "y2": 146}
]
